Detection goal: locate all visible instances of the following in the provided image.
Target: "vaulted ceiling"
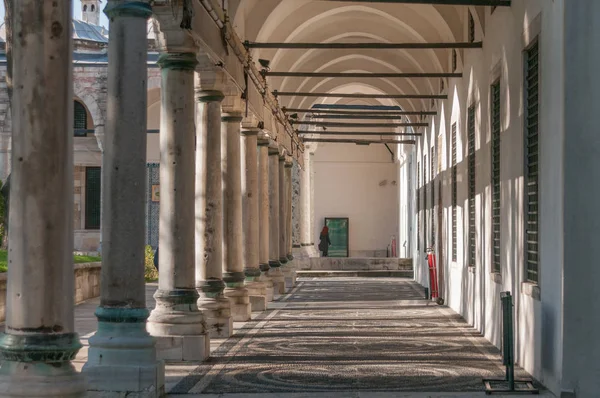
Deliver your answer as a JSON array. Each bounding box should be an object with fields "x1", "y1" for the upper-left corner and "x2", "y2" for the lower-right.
[{"x1": 228, "y1": 1, "x2": 486, "y2": 116}]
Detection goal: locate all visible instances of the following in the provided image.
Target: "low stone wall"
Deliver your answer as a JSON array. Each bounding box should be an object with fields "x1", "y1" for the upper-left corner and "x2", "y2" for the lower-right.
[
  {"x1": 0, "y1": 262, "x2": 101, "y2": 323},
  {"x1": 294, "y1": 257, "x2": 413, "y2": 271}
]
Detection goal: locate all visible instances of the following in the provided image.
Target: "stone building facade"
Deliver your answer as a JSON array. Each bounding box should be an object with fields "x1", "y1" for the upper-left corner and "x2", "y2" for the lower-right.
[{"x1": 0, "y1": 14, "x2": 162, "y2": 251}]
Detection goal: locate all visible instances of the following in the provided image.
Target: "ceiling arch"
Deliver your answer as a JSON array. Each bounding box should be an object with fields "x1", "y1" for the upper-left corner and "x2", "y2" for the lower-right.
[{"x1": 225, "y1": 0, "x2": 487, "y2": 143}]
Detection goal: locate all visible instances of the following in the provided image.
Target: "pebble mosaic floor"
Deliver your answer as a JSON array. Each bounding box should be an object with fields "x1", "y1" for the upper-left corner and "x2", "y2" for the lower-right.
[{"x1": 163, "y1": 278, "x2": 534, "y2": 395}]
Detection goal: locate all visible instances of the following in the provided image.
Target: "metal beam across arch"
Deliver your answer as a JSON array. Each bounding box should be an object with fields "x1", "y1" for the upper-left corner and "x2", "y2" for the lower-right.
[
  {"x1": 297, "y1": 131, "x2": 420, "y2": 136},
  {"x1": 290, "y1": 121, "x2": 427, "y2": 127},
  {"x1": 274, "y1": 91, "x2": 447, "y2": 99},
  {"x1": 264, "y1": 72, "x2": 462, "y2": 78},
  {"x1": 246, "y1": 41, "x2": 483, "y2": 50}
]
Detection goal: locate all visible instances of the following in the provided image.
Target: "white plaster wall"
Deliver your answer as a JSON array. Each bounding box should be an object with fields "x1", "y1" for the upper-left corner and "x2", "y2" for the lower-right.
[
  {"x1": 405, "y1": 1, "x2": 565, "y2": 394},
  {"x1": 314, "y1": 142, "x2": 398, "y2": 257}
]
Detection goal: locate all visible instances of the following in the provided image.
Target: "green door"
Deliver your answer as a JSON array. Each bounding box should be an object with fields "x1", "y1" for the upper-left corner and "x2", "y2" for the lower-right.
[{"x1": 324, "y1": 217, "x2": 349, "y2": 257}]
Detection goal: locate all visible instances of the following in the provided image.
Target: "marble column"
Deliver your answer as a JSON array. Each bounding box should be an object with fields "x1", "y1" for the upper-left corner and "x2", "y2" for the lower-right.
[
  {"x1": 279, "y1": 151, "x2": 293, "y2": 289},
  {"x1": 222, "y1": 111, "x2": 252, "y2": 321},
  {"x1": 147, "y1": 52, "x2": 208, "y2": 362},
  {"x1": 83, "y1": 1, "x2": 164, "y2": 396},
  {"x1": 242, "y1": 126, "x2": 268, "y2": 311},
  {"x1": 299, "y1": 148, "x2": 313, "y2": 255},
  {"x1": 285, "y1": 156, "x2": 297, "y2": 286},
  {"x1": 0, "y1": 1, "x2": 87, "y2": 396},
  {"x1": 257, "y1": 133, "x2": 275, "y2": 301},
  {"x1": 268, "y1": 142, "x2": 286, "y2": 294},
  {"x1": 195, "y1": 89, "x2": 232, "y2": 338}
]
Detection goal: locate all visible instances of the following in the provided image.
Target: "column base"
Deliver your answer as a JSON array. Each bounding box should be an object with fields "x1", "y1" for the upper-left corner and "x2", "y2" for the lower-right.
[
  {"x1": 224, "y1": 287, "x2": 252, "y2": 321},
  {"x1": 281, "y1": 261, "x2": 296, "y2": 290},
  {"x1": 153, "y1": 335, "x2": 210, "y2": 362},
  {"x1": 267, "y1": 267, "x2": 286, "y2": 295},
  {"x1": 83, "y1": 308, "x2": 165, "y2": 397},
  {"x1": 0, "y1": 362, "x2": 87, "y2": 398},
  {"x1": 245, "y1": 281, "x2": 268, "y2": 312},
  {"x1": 258, "y1": 273, "x2": 275, "y2": 302},
  {"x1": 198, "y1": 296, "x2": 233, "y2": 339},
  {"x1": 0, "y1": 332, "x2": 86, "y2": 397},
  {"x1": 147, "y1": 289, "x2": 208, "y2": 362}
]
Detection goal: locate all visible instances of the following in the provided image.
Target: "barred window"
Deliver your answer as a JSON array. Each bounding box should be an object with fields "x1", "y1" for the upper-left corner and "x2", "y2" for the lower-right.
[
  {"x1": 452, "y1": 123, "x2": 457, "y2": 261},
  {"x1": 491, "y1": 80, "x2": 501, "y2": 273},
  {"x1": 417, "y1": 161, "x2": 420, "y2": 251},
  {"x1": 525, "y1": 41, "x2": 540, "y2": 284},
  {"x1": 423, "y1": 155, "x2": 427, "y2": 252},
  {"x1": 468, "y1": 11, "x2": 475, "y2": 43},
  {"x1": 430, "y1": 146, "x2": 435, "y2": 246},
  {"x1": 452, "y1": 49, "x2": 458, "y2": 72},
  {"x1": 74, "y1": 100, "x2": 88, "y2": 130},
  {"x1": 85, "y1": 167, "x2": 101, "y2": 230},
  {"x1": 468, "y1": 105, "x2": 476, "y2": 268}
]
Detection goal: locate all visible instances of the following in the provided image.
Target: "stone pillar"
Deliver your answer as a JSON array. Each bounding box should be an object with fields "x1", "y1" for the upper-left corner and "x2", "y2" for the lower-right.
[
  {"x1": 0, "y1": 1, "x2": 87, "y2": 396},
  {"x1": 195, "y1": 89, "x2": 232, "y2": 338},
  {"x1": 310, "y1": 152, "x2": 316, "y2": 254},
  {"x1": 299, "y1": 148, "x2": 314, "y2": 256},
  {"x1": 268, "y1": 142, "x2": 286, "y2": 294},
  {"x1": 147, "y1": 52, "x2": 209, "y2": 362},
  {"x1": 284, "y1": 156, "x2": 297, "y2": 286},
  {"x1": 82, "y1": 1, "x2": 164, "y2": 396},
  {"x1": 279, "y1": 151, "x2": 293, "y2": 289},
  {"x1": 257, "y1": 133, "x2": 275, "y2": 302},
  {"x1": 222, "y1": 111, "x2": 252, "y2": 321},
  {"x1": 242, "y1": 126, "x2": 268, "y2": 311}
]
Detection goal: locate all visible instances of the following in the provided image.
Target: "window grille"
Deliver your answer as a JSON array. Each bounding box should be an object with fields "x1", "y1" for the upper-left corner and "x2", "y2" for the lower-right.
[
  {"x1": 74, "y1": 101, "x2": 88, "y2": 129},
  {"x1": 491, "y1": 81, "x2": 501, "y2": 273},
  {"x1": 423, "y1": 155, "x2": 427, "y2": 252},
  {"x1": 430, "y1": 146, "x2": 435, "y2": 246},
  {"x1": 452, "y1": 123, "x2": 457, "y2": 261},
  {"x1": 417, "y1": 161, "x2": 420, "y2": 251},
  {"x1": 85, "y1": 167, "x2": 101, "y2": 230},
  {"x1": 525, "y1": 41, "x2": 540, "y2": 283},
  {"x1": 468, "y1": 11, "x2": 475, "y2": 43},
  {"x1": 468, "y1": 105, "x2": 476, "y2": 268},
  {"x1": 452, "y1": 50, "x2": 457, "y2": 71}
]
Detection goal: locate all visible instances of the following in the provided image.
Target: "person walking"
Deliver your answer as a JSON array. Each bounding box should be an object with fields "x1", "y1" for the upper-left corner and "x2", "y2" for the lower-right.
[
  {"x1": 153, "y1": 246, "x2": 159, "y2": 271},
  {"x1": 318, "y1": 225, "x2": 331, "y2": 257}
]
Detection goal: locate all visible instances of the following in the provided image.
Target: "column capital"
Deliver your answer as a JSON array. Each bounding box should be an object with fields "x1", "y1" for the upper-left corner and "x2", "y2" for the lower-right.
[
  {"x1": 222, "y1": 112, "x2": 244, "y2": 123},
  {"x1": 157, "y1": 52, "x2": 198, "y2": 70},
  {"x1": 279, "y1": 147, "x2": 288, "y2": 161},
  {"x1": 104, "y1": 0, "x2": 152, "y2": 19},
  {"x1": 257, "y1": 132, "x2": 271, "y2": 146},
  {"x1": 268, "y1": 141, "x2": 280, "y2": 155},
  {"x1": 196, "y1": 90, "x2": 225, "y2": 103},
  {"x1": 241, "y1": 127, "x2": 260, "y2": 136},
  {"x1": 284, "y1": 156, "x2": 294, "y2": 168}
]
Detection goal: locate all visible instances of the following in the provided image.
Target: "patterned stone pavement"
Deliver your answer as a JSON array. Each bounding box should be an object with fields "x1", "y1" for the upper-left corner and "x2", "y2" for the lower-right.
[{"x1": 73, "y1": 278, "x2": 551, "y2": 397}]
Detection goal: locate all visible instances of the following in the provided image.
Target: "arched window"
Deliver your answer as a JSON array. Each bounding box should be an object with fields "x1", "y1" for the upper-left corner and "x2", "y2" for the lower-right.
[
  {"x1": 83, "y1": 4, "x2": 87, "y2": 11},
  {"x1": 91, "y1": 4, "x2": 95, "y2": 12},
  {"x1": 74, "y1": 100, "x2": 88, "y2": 129}
]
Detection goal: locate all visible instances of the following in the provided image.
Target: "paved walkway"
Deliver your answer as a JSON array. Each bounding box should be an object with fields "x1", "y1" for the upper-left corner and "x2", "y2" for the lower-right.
[{"x1": 74, "y1": 278, "x2": 552, "y2": 397}]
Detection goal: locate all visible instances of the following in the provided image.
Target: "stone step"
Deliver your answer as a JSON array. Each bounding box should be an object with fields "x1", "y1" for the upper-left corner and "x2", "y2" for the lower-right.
[
  {"x1": 295, "y1": 257, "x2": 413, "y2": 272},
  {"x1": 297, "y1": 270, "x2": 414, "y2": 278}
]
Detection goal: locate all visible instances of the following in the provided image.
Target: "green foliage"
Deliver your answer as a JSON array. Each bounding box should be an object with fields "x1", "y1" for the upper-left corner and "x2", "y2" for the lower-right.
[
  {"x1": 73, "y1": 254, "x2": 101, "y2": 264},
  {"x1": 144, "y1": 245, "x2": 158, "y2": 282},
  {"x1": 0, "y1": 179, "x2": 6, "y2": 248},
  {"x1": 0, "y1": 250, "x2": 6, "y2": 273},
  {"x1": 0, "y1": 250, "x2": 101, "y2": 273}
]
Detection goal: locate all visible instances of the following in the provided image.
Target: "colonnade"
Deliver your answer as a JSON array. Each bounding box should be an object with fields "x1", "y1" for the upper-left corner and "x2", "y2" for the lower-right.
[{"x1": 0, "y1": 1, "x2": 303, "y2": 396}]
